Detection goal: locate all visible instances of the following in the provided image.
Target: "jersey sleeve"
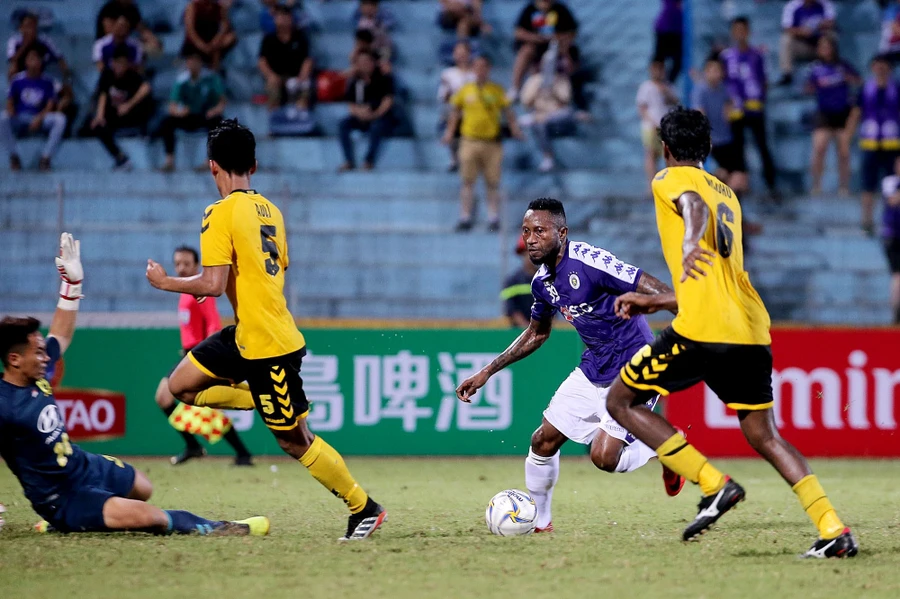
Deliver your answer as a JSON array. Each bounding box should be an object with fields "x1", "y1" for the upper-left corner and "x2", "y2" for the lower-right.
[
  {"x1": 45, "y1": 336, "x2": 62, "y2": 364},
  {"x1": 199, "y1": 202, "x2": 233, "y2": 266},
  {"x1": 651, "y1": 169, "x2": 685, "y2": 213},
  {"x1": 580, "y1": 250, "x2": 642, "y2": 295},
  {"x1": 44, "y1": 335, "x2": 63, "y2": 382},
  {"x1": 529, "y1": 278, "x2": 557, "y2": 322}
]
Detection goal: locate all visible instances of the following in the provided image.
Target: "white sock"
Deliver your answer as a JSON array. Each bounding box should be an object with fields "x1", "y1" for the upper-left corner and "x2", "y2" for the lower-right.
[
  {"x1": 614, "y1": 440, "x2": 657, "y2": 473},
  {"x1": 525, "y1": 449, "x2": 559, "y2": 529}
]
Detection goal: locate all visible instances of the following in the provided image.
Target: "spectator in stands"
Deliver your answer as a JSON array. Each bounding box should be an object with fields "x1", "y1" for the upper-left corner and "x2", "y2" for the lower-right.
[
  {"x1": 805, "y1": 36, "x2": 861, "y2": 196},
  {"x1": 350, "y1": 29, "x2": 391, "y2": 76},
  {"x1": 848, "y1": 55, "x2": 900, "y2": 235},
  {"x1": 882, "y1": 156, "x2": 900, "y2": 323},
  {"x1": 692, "y1": 56, "x2": 747, "y2": 196},
  {"x1": 354, "y1": 0, "x2": 393, "y2": 67},
  {"x1": 93, "y1": 15, "x2": 143, "y2": 72},
  {"x1": 438, "y1": 41, "x2": 476, "y2": 171},
  {"x1": 653, "y1": 0, "x2": 683, "y2": 83},
  {"x1": 510, "y1": 0, "x2": 578, "y2": 101},
  {"x1": 89, "y1": 45, "x2": 154, "y2": 170},
  {"x1": 338, "y1": 50, "x2": 394, "y2": 172},
  {"x1": 438, "y1": 0, "x2": 491, "y2": 40},
  {"x1": 778, "y1": 0, "x2": 836, "y2": 86},
  {"x1": 156, "y1": 49, "x2": 226, "y2": 172},
  {"x1": 637, "y1": 59, "x2": 679, "y2": 192},
  {"x1": 260, "y1": 0, "x2": 309, "y2": 35},
  {"x1": 6, "y1": 11, "x2": 76, "y2": 137},
  {"x1": 501, "y1": 237, "x2": 538, "y2": 328},
  {"x1": 258, "y1": 5, "x2": 314, "y2": 110},
  {"x1": 0, "y1": 47, "x2": 67, "y2": 172},
  {"x1": 182, "y1": 0, "x2": 237, "y2": 71},
  {"x1": 721, "y1": 16, "x2": 779, "y2": 201},
  {"x1": 520, "y1": 42, "x2": 574, "y2": 173},
  {"x1": 443, "y1": 55, "x2": 523, "y2": 231},
  {"x1": 96, "y1": 0, "x2": 162, "y2": 57},
  {"x1": 880, "y1": 0, "x2": 900, "y2": 63},
  {"x1": 6, "y1": 11, "x2": 70, "y2": 82}
]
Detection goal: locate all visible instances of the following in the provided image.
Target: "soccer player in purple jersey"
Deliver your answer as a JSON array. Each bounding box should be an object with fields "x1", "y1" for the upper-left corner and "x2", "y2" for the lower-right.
[{"x1": 456, "y1": 198, "x2": 684, "y2": 532}]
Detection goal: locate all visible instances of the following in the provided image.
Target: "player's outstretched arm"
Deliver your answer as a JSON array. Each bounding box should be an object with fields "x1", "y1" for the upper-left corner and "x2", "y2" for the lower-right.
[
  {"x1": 615, "y1": 291, "x2": 677, "y2": 320},
  {"x1": 675, "y1": 191, "x2": 715, "y2": 283},
  {"x1": 145, "y1": 261, "x2": 230, "y2": 298},
  {"x1": 634, "y1": 271, "x2": 678, "y2": 315},
  {"x1": 456, "y1": 317, "x2": 552, "y2": 402},
  {"x1": 48, "y1": 232, "x2": 83, "y2": 354}
]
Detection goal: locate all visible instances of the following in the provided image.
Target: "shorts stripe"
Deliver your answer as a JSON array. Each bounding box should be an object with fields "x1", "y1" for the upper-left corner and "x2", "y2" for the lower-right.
[
  {"x1": 620, "y1": 371, "x2": 670, "y2": 396},
  {"x1": 726, "y1": 401, "x2": 774, "y2": 411},
  {"x1": 187, "y1": 352, "x2": 221, "y2": 379},
  {"x1": 263, "y1": 409, "x2": 309, "y2": 431}
]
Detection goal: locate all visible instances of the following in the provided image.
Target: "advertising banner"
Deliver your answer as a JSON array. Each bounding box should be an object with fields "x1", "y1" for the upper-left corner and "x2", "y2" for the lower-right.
[
  {"x1": 64, "y1": 328, "x2": 587, "y2": 456},
  {"x1": 666, "y1": 329, "x2": 900, "y2": 457}
]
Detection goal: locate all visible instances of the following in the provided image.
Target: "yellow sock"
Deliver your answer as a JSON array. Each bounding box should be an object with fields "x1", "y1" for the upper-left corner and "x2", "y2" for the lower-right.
[
  {"x1": 656, "y1": 433, "x2": 726, "y2": 496},
  {"x1": 793, "y1": 475, "x2": 845, "y2": 540},
  {"x1": 299, "y1": 436, "x2": 369, "y2": 514},
  {"x1": 194, "y1": 386, "x2": 256, "y2": 410}
]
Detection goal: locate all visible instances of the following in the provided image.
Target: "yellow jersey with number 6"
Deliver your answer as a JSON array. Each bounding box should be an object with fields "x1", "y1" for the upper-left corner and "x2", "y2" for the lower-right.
[
  {"x1": 200, "y1": 189, "x2": 305, "y2": 359},
  {"x1": 652, "y1": 166, "x2": 771, "y2": 345}
]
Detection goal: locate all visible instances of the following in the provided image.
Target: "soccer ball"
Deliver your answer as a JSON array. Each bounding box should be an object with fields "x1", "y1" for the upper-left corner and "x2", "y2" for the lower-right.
[{"x1": 485, "y1": 489, "x2": 537, "y2": 536}]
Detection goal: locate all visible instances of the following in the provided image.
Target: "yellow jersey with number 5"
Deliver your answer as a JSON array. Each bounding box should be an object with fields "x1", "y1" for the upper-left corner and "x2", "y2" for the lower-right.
[
  {"x1": 200, "y1": 189, "x2": 305, "y2": 359},
  {"x1": 652, "y1": 166, "x2": 771, "y2": 345}
]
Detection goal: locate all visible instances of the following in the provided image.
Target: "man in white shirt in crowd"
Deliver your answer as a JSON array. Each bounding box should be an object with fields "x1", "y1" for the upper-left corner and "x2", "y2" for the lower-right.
[
  {"x1": 438, "y1": 41, "x2": 476, "y2": 171},
  {"x1": 636, "y1": 59, "x2": 679, "y2": 191}
]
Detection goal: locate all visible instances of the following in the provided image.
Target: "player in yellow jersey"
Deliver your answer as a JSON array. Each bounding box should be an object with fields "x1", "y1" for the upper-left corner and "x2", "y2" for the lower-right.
[
  {"x1": 605, "y1": 107, "x2": 857, "y2": 558},
  {"x1": 146, "y1": 119, "x2": 386, "y2": 540}
]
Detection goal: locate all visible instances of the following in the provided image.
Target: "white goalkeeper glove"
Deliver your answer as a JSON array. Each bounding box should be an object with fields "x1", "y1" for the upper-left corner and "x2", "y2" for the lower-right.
[{"x1": 55, "y1": 232, "x2": 83, "y2": 310}]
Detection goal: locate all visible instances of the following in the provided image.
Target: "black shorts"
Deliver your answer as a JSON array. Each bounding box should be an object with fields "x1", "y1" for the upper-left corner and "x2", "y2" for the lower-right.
[
  {"x1": 886, "y1": 238, "x2": 900, "y2": 273},
  {"x1": 710, "y1": 142, "x2": 746, "y2": 174},
  {"x1": 620, "y1": 327, "x2": 774, "y2": 411},
  {"x1": 861, "y1": 150, "x2": 899, "y2": 193},
  {"x1": 188, "y1": 325, "x2": 309, "y2": 431},
  {"x1": 814, "y1": 109, "x2": 851, "y2": 130}
]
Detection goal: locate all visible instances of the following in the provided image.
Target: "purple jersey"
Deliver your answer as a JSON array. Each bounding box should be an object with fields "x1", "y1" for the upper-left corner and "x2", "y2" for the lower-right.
[
  {"x1": 654, "y1": 0, "x2": 683, "y2": 34},
  {"x1": 530, "y1": 240, "x2": 655, "y2": 386},
  {"x1": 807, "y1": 60, "x2": 858, "y2": 114},
  {"x1": 7, "y1": 73, "x2": 57, "y2": 116},
  {"x1": 720, "y1": 46, "x2": 767, "y2": 113},
  {"x1": 782, "y1": 0, "x2": 835, "y2": 33}
]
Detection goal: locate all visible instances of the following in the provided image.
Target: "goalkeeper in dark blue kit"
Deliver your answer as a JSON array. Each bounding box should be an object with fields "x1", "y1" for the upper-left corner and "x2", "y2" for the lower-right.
[{"x1": 0, "y1": 233, "x2": 268, "y2": 536}]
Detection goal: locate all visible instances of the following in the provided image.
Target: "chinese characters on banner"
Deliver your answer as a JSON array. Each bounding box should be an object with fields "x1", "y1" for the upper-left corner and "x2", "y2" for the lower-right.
[{"x1": 303, "y1": 350, "x2": 513, "y2": 433}]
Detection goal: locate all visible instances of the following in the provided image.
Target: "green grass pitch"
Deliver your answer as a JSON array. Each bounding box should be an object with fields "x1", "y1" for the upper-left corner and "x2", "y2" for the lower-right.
[{"x1": 1, "y1": 457, "x2": 899, "y2": 598}]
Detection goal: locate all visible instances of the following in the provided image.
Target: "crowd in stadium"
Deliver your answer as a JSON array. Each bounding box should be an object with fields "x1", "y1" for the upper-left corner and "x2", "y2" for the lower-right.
[{"x1": 0, "y1": 0, "x2": 898, "y2": 249}]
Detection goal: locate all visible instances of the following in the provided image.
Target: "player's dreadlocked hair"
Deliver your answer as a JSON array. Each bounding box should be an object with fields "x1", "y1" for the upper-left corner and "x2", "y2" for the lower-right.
[
  {"x1": 0, "y1": 317, "x2": 41, "y2": 368},
  {"x1": 658, "y1": 107, "x2": 712, "y2": 164},
  {"x1": 207, "y1": 118, "x2": 256, "y2": 175}
]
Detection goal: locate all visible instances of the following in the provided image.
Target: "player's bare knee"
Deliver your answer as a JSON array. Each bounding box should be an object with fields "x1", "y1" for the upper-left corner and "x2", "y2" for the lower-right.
[
  {"x1": 274, "y1": 425, "x2": 315, "y2": 459},
  {"x1": 130, "y1": 471, "x2": 153, "y2": 501},
  {"x1": 590, "y1": 444, "x2": 620, "y2": 473},
  {"x1": 155, "y1": 379, "x2": 173, "y2": 409},
  {"x1": 167, "y1": 379, "x2": 196, "y2": 404},
  {"x1": 530, "y1": 427, "x2": 557, "y2": 456}
]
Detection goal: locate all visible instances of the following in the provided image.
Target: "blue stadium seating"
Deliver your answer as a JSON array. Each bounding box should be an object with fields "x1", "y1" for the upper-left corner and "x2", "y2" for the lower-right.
[{"x1": 0, "y1": 0, "x2": 894, "y2": 324}]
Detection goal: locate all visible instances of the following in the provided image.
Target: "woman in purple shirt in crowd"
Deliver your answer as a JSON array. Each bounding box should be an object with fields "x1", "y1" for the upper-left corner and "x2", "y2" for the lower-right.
[{"x1": 804, "y1": 36, "x2": 861, "y2": 195}]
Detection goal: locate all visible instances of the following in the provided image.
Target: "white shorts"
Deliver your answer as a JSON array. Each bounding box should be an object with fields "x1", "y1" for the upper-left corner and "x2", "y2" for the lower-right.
[{"x1": 542, "y1": 367, "x2": 655, "y2": 445}]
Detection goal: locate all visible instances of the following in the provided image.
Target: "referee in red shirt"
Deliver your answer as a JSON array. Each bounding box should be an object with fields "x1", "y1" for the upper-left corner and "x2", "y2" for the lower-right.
[{"x1": 154, "y1": 246, "x2": 253, "y2": 465}]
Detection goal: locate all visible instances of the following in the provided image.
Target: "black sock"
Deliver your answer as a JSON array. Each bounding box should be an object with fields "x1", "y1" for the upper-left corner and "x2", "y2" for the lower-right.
[
  {"x1": 224, "y1": 427, "x2": 251, "y2": 458},
  {"x1": 161, "y1": 402, "x2": 202, "y2": 451}
]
